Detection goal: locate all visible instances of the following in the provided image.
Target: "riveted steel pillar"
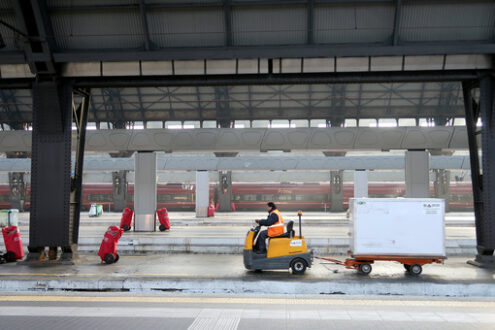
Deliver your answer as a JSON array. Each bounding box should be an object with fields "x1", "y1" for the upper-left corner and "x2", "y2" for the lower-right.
[
  {"x1": 112, "y1": 170, "x2": 128, "y2": 212},
  {"x1": 218, "y1": 171, "x2": 232, "y2": 212},
  {"x1": 465, "y1": 75, "x2": 495, "y2": 266},
  {"x1": 330, "y1": 170, "x2": 344, "y2": 212},
  {"x1": 27, "y1": 81, "x2": 73, "y2": 261}
]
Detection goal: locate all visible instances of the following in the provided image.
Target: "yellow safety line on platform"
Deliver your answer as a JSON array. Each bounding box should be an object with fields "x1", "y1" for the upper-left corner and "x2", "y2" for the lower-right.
[
  {"x1": 0, "y1": 295, "x2": 493, "y2": 308},
  {"x1": 0, "y1": 273, "x2": 221, "y2": 278}
]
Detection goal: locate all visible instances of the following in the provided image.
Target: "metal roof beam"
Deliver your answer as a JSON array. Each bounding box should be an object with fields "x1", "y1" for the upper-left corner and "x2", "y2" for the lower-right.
[
  {"x1": 224, "y1": 0, "x2": 232, "y2": 47},
  {"x1": 392, "y1": 0, "x2": 402, "y2": 46},
  {"x1": 71, "y1": 71, "x2": 478, "y2": 89},
  {"x1": 12, "y1": 0, "x2": 57, "y2": 75},
  {"x1": 307, "y1": 0, "x2": 314, "y2": 45},
  {"x1": 138, "y1": 0, "x2": 152, "y2": 51},
  {"x1": 50, "y1": 42, "x2": 495, "y2": 63}
]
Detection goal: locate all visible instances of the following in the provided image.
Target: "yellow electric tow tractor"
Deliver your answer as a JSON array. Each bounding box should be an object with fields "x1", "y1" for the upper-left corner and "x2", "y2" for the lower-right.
[{"x1": 243, "y1": 210, "x2": 312, "y2": 275}]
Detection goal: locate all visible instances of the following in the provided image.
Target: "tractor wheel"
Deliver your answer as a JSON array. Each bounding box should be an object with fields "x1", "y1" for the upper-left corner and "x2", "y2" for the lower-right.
[
  {"x1": 159, "y1": 224, "x2": 166, "y2": 232},
  {"x1": 122, "y1": 225, "x2": 131, "y2": 232},
  {"x1": 290, "y1": 258, "x2": 307, "y2": 275},
  {"x1": 115, "y1": 254, "x2": 120, "y2": 263}
]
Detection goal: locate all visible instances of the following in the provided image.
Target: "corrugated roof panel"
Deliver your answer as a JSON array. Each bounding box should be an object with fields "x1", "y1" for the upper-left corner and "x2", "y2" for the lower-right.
[
  {"x1": 0, "y1": 0, "x2": 13, "y2": 10},
  {"x1": 400, "y1": 1, "x2": 495, "y2": 42},
  {"x1": 51, "y1": 8, "x2": 144, "y2": 50},
  {"x1": 147, "y1": 8, "x2": 224, "y2": 47},
  {"x1": 315, "y1": 4, "x2": 394, "y2": 44},
  {"x1": 146, "y1": 0, "x2": 220, "y2": 4},
  {"x1": 48, "y1": 0, "x2": 138, "y2": 7},
  {"x1": 0, "y1": 13, "x2": 22, "y2": 51},
  {"x1": 232, "y1": 6, "x2": 306, "y2": 46}
]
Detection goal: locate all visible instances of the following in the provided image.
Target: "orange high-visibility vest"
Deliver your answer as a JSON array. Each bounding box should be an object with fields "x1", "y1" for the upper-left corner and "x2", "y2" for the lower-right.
[{"x1": 268, "y1": 209, "x2": 284, "y2": 237}]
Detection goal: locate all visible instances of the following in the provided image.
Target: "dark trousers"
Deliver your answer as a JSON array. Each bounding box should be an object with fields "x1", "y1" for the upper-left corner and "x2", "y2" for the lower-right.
[{"x1": 255, "y1": 229, "x2": 269, "y2": 252}]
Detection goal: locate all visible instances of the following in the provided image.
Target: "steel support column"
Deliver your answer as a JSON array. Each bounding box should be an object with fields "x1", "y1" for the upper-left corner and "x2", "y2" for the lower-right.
[
  {"x1": 465, "y1": 75, "x2": 495, "y2": 266},
  {"x1": 433, "y1": 169, "x2": 450, "y2": 212},
  {"x1": 330, "y1": 170, "x2": 344, "y2": 212},
  {"x1": 112, "y1": 170, "x2": 128, "y2": 212},
  {"x1": 8, "y1": 172, "x2": 26, "y2": 211},
  {"x1": 65, "y1": 88, "x2": 90, "y2": 261},
  {"x1": 218, "y1": 171, "x2": 232, "y2": 212},
  {"x1": 26, "y1": 81, "x2": 73, "y2": 261}
]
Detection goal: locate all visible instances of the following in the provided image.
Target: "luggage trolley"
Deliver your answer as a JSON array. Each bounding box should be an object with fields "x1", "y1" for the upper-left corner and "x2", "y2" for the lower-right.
[
  {"x1": 316, "y1": 255, "x2": 446, "y2": 276},
  {"x1": 319, "y1": 198, "x2": 448, "y2": 276}
]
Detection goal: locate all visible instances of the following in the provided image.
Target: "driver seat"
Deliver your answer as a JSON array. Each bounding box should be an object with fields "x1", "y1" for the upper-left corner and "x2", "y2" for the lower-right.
[{"x1": 270, "y1": 221, "x2": 295, "y2": 239}]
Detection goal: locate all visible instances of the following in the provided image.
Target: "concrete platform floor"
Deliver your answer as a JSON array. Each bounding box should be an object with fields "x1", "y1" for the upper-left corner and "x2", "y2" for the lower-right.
[
  {"x1": 1, "y1": 292, "x2": 495, "y2": 330},
  {"x1": 0, "y1": 254, "x2": 494, "y2": 297},
  {"x1": 1, "y1": 292, "x2": 494, "y2": 330}
]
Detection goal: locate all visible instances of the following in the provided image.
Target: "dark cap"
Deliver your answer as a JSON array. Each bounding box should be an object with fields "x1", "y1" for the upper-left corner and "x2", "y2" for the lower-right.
[{"x1": 267, "y1": 202, "x2": 276, "y2": 209}]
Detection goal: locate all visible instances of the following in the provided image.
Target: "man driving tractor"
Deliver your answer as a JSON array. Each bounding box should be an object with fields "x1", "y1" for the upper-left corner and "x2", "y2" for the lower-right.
[{"x1": 254, "y1": 202, "x2": 285, "y2": 253}]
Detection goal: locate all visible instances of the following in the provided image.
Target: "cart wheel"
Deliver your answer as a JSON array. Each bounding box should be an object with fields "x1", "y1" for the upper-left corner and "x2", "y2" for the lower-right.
[
  {"x1": 103, "y1": 253, "x2": 115, "y2": 264},
  {"x1": 404, "y1": 264, "x2": 411, "y2": 272},
  {"x1": 115, "y1": 254, "x2": 120, "y2": 263},
  {"x1": 122, "y1": 225, "x2": 130, "y2": 232},
  {"x1": 409, "y1": 264, "x2": 422, "y2": 276},
  {"x1": 159, "y1": 224, "x2": 166, "y2": 232},
  {"x1": 290, "y1": 258, "x2": 307, "y2": 275},
  {"x1": 4, "y1": 251, "x2": 15, "y2": 263},
  {"x1": 358, "y1": 263, "x2": 372, "y2": 275}
]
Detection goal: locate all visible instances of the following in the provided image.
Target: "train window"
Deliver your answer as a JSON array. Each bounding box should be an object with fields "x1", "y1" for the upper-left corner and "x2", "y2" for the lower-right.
[
  {"x1": 295, "y1": 194, "x2": 328, "y2": 201},
  {"x1": 233, "y1": 194, "x2": 258, "y2": 201},
  {"x1": 450, "y1": 194, "x2": 473, "y2": 202},
  {"x1": 0, "y1": 195, "x2": 10, "y2": 202},
  {"x1": 278, "y1": 194, "x2": 293, "y2": 201},
  {"x1": 157, "y1": 194, "x2": 193, "y2": 202},
  {"x1": 261, "y1": 194, "x2": 276, "y2": 201},
  {"x1": 368, "y1": 193, "x2": 401, "y2": 198},
  {"x1": 87, "y1": 194, "x2": 113, "y2": 202}
]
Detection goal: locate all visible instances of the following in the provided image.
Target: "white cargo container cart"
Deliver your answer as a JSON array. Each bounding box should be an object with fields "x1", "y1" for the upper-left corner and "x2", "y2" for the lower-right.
[{"x1": 317, "y1": 198, "x2": 446, "y2": 276}]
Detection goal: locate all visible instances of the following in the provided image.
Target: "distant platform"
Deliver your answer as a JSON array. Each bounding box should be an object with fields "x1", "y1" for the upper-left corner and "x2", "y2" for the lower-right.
[{"x1": 4, "y1": 212, "x2": 477, "y2": 256}]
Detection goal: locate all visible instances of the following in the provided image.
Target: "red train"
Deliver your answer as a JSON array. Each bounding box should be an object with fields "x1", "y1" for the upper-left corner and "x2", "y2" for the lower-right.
[{"x1": 0, "y1": 182, "x2": 474, "y2": 212}]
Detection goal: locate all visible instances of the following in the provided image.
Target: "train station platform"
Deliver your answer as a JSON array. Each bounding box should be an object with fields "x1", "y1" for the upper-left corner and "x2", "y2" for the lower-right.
[
  {"x1": 6, "y1": 211, "x2": 477, "y2": 256},
  {"x1": 0, "y1": 254, "x2": 494, "y2": 297}
]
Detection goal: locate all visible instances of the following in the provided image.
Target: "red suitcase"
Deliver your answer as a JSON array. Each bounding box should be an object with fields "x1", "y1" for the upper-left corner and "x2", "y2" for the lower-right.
[
  {"x1": 207, "y1": 203, "x2": 215, "y2": 217},
  {"x1": 2, "y1": 226, "x2": 24, "y2": 262},
  {"x1": 120, "y1": 208, "x2": 134, "y2": 231},
  {"x1": 98, "y1": 226, "x2": 123, "y2": 264},
  {"x1": 157, "y1": 208, "x2": 170, "y2": 231}
]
